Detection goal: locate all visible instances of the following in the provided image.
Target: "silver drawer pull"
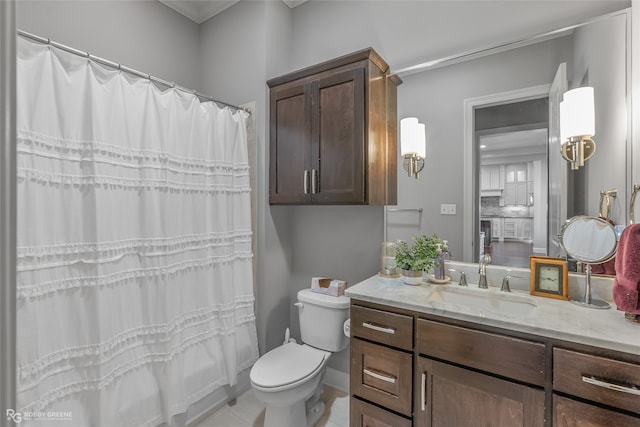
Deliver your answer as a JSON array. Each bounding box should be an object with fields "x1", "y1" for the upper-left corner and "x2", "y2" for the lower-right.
[
  {"x1": 363, "y1": 368, "x2": 396, "y2": 384},
  {"x1": 582, "y1": 375, "x2": 640, "y2": 396},
  {"x1": 362, "y1": 322, "x2": 396, "y2": 334},
  {"x1": 303, "y1": 170, "x2": 310, "y2": 194},
  {"x1": 421, "y1": 373, "x2": 426, "y2": 411}
]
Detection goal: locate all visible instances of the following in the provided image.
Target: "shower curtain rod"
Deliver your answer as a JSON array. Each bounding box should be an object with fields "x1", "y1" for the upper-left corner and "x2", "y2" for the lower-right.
[{"x1": 17, "y1": 29, "x2": 249, "y2": 114}]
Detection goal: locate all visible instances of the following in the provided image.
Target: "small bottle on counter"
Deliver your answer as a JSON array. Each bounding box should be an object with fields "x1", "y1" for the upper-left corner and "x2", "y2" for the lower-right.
[{"x1": 434, "y1": 244, "x2": 445, "y2": 280}]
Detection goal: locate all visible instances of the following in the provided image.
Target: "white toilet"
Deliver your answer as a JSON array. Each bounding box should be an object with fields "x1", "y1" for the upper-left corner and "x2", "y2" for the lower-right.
[{"x1": 250, "y1": 288, "x2": 350, "y2": 427}]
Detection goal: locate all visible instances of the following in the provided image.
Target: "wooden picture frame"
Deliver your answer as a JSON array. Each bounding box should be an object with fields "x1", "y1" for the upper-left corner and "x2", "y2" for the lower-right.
[{"x1": 529, "y1": 256, "x2": 569, "y2": 300}]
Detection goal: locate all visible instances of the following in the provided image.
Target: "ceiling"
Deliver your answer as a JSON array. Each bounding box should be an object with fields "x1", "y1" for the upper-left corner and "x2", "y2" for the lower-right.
[
  {"x1": 479, "y1": 128, "x2": 548, "y2": 161},
  {"x1": 158, "y1": 0, "x2": 309, "y2": 24}
]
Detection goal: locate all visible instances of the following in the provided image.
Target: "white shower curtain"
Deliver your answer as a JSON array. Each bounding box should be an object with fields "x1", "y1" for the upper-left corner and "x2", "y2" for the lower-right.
[{"x1": 15, "y1": 37, "x2": 259, "y2": 426}]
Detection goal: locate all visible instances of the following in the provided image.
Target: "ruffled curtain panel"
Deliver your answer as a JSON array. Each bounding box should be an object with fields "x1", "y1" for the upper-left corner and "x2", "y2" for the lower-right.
[{"x1": 15, "y1": 37, "x2": 259, "y2": 426}]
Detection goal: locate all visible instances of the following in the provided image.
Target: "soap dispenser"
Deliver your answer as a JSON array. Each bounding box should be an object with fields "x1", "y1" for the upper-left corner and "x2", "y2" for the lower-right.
[
  {"x1": 434, "y1": 244, "x2": 445, "y2": 280},
  {"x1": 442, "y1": 240, "x2": 451, "y2": 261}
]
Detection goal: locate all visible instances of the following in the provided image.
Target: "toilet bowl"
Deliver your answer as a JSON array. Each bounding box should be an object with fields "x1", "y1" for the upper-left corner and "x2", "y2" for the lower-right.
[
  {"x1": 250, "y1": 343, "x2": 330, "y2": 427},
  {"x1": 250, "y1": 289, "x2": 350, "y2": 427}
]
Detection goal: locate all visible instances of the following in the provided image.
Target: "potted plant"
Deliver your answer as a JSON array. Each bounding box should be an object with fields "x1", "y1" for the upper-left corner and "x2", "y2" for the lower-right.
[{"x1": 395, "y1": 233, "x2": 443, "y2": 285}]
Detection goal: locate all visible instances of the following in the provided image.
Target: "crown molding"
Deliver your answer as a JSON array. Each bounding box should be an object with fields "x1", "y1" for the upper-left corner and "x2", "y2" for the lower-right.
[
  {"x1": 158, "y1": 0, "x2": 240, "y2": 24},
  {"x1": 159, "y1": 0, "x2": 309, "y2": 24}
]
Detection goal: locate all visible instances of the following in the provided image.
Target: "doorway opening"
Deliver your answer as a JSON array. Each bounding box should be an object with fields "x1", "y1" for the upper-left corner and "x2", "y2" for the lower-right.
[{"x1": 475, "y1": 98, "x2": 549, "y2": 268}]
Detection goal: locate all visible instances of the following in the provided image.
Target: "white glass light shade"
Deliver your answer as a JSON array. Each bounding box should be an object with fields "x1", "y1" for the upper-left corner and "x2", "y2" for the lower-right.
[
  {"x1": 400, "y1": 117, "x2": 426, "y2": 158},
  {"x1": 560, "y1": 87, "x2": 595, "y2": 141}
]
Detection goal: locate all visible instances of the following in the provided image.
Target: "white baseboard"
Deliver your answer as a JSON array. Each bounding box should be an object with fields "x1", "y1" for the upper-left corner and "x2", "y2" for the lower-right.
[{"x1": 323, "y1": 367, "x2": 349, "y2": 394}]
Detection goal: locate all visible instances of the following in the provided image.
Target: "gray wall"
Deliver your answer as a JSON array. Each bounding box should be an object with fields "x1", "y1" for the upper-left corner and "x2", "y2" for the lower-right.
[
  {"x1": 570, "y1": 13, "x2": 628, "y2": 224},
  {"x1": 15, "y1": 0, "x2": 632, "y2": 378},
  {"x1": 17, "y1": 1, "x2": 200, "y2": 90}
]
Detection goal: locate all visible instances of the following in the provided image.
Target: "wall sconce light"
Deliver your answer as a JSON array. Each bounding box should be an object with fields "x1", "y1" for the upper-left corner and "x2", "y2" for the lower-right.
[
  {"x1": 400, "y1": 117, "x2": 426, "y2": 179},
  {"x1": 559, "y1": 87, "x2": 596, "y2": 170}
]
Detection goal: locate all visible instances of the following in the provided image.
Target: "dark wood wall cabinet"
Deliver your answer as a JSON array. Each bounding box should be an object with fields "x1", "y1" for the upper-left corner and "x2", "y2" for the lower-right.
[
  {"x1": 267, "y1": 48, "x2": 401, "y2": 205},
  {"x1": 350, "y1": 300, "x2": 640, "y2": 427}
]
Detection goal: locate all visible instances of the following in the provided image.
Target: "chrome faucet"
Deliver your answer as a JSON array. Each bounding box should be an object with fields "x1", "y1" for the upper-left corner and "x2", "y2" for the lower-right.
[
  {"x1": 500, "y1": 274, "x2": 512, "y2": 292},
  {"x1": 449, "y1": 269, "x2": 468, "y2": 287},
  {"x1": 478, "y1": 254, "x2": 491, "y2": 289},
  {"x1": 458, "y1": 271, "x2": 468, "y2": 287}
]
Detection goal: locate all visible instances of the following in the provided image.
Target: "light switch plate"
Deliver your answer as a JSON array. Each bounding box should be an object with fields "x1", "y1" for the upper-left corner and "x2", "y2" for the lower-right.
[{"x1": 440, "y1": 204, "x2": 457, "y2": 215}]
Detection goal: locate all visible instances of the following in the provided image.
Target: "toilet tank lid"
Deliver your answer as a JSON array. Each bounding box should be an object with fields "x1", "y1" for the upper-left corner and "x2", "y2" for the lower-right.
[{"x1": 297, "y1": 288, "x2": 350, "y2": 309}]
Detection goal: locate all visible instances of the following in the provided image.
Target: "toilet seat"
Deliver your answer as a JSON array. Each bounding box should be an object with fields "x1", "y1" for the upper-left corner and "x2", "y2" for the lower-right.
[{"x1": 250, "y1": 343, "x2": 327, "y2": 391}]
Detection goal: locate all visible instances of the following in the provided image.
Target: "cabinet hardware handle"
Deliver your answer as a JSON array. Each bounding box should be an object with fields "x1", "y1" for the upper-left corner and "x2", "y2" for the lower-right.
[
  {"x1": 363, "y1": 368, "x2": 396, "y2": 384},
  {"x1": 421, "y1": 373, "x2": 426, "y2": 411},
  {"x1": 362, "y1": 322, "x2": 396, "y2": 334},
  {"x1": 582, "y1": 375, "x2": 640, "y2": 396},
  {"x1": 303, "y1": 170, "x2": 310, "y2": 194},
  {"x1": 311, "y1": 169, "x2": 318, "y2": 194}
]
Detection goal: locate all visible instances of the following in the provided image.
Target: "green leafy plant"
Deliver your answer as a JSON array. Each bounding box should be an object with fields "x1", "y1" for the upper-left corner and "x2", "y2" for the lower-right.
[{"x1": 395, "y1": 233, "x2": 443, "y2": 272}]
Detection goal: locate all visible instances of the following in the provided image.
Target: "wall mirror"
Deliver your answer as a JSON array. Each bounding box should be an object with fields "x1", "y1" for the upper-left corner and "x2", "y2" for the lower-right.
[
  {"x1": 390, "y1": 8, "x2": 630, "y2": 274},
  {"x1": 464, "y1": 10, "x2": 630, "y2": 270}
]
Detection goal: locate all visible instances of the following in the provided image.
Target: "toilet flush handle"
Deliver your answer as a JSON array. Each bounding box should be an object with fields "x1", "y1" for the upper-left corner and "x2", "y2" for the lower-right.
[{"x1": 294, "y1": 302, "x2": 303, "y2": 308}]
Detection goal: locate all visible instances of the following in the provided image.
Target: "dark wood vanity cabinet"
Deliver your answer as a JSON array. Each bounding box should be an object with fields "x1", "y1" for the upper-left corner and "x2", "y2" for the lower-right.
[
  {"x1": 350, "y1": 300, "x2": 640, "y2": 427},
  {"x1": 414, "y1": 319, "x2": 545, "y2": 427},
  {"x1": 267, "y1": 48, "x2": 400, "y2": 205},
  {"x1": 350, "y1": 305, "x2": 413, "y2": 426},
  {"x1": 552, "y1": 348, "x2": 640, "y2": 426},
  {"x1": 415, "y1": 357, "x2": 544, "y2": 427}
]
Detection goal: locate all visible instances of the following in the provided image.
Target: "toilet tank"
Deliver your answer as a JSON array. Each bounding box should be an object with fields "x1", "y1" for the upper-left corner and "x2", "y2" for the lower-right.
[{"x1": 297, "y1": 288, "x2": 350, "y2": 352}]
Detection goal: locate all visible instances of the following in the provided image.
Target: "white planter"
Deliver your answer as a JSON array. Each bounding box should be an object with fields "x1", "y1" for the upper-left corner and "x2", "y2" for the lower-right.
[{"x1": 400, "y1": 269, "x2": 423, "y2": 285}]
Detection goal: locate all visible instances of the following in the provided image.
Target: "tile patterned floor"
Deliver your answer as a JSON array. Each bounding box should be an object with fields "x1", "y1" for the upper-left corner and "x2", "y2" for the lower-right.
[{"x1": 196, "y1": 385, "x2": 349, "y2": 427}]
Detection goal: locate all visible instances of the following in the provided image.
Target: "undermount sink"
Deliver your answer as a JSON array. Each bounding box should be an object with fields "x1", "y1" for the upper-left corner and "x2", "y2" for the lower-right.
[{"x1": 428, "y1": 285, "x2": 537, "y2": 317}]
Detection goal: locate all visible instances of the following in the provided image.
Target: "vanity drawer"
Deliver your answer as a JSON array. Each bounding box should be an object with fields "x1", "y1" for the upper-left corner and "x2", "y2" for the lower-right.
[
  {"x1": 350, "y1": 397, "x2": 412, "y2": 427},
  {"x1": 416, "y1": 319, "x2": 546, "y2": 386},
  {"x1": 350, "y1": 305, "x2": 413, "y2": 350},
  {"x1": 553, "y1": 394, "x2": 640, "y2": 427},
  {"x1": 351, "y1": 338, "x2": 413, "y2": 416},
  {"x1": 553, "y1": 348, "x2": 640, "y2": 414}
]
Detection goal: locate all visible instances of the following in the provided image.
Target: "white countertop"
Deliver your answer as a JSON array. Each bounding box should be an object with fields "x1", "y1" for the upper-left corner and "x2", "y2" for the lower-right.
[{"x1": 346, "y1": 274, "x2": 640, "y2": 356}]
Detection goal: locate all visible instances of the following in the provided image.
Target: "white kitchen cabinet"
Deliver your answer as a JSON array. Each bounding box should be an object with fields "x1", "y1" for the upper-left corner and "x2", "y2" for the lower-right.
[
  {"x1": 521, "y1": 218, "x2": 532, "y2": 240},
  {"x1": 491, "y1": 218, "x2": 503, "y2": 241},
  {"x1": 503, "y1": 218, "x2": 518, "y2": 239},
  {"x1": 503, "y1": 218, "x2": 533, "y2": 241},
  {"x1": 480, "y1": 165, "x2": 504, "y2": 196},
  {"x1": 504, "y1": 164, "x2": 528, "y2": 205}
]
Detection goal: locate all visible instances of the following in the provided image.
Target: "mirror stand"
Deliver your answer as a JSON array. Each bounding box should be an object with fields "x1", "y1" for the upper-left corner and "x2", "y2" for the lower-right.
[{"x1": 570, "y1": 264, "x2": 610, "y2": 309}]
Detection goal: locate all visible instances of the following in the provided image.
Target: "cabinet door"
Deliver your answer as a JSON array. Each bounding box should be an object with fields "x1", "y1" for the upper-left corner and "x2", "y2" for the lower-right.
[
  {"x1": 269, "y1": 83, "x2": 311, "y2": 204},
  {"x1": 492, "y1": 218, "x2": 503, "y2": 239},
  {"x1": 553, "y1": 395, "x2": 640, "y2": 427},
  {"x1": 516, "y1": 181, "x2": 528, "y2": 205},
  {"x1": 504, "y1": 164, "x2": 528, "y2": 205},
  {"x1": 312, "y1": 67, "x2": 366, "y2": 203},
  {"x1": 480, "y1": 167, "x2": 491, "y2": 190},
  {"x1": 504, "y1": 219, "x2": 517, "y2": 239},
  {"x1": 415, "y1": 357, "x2": 544, "y2": 427}
]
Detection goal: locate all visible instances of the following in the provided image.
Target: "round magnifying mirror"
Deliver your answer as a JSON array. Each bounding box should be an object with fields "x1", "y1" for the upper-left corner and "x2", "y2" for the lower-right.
[{"x1": 560, "y1": 216, "x2": 618, "y2": 309}]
